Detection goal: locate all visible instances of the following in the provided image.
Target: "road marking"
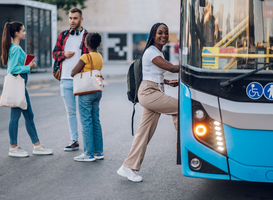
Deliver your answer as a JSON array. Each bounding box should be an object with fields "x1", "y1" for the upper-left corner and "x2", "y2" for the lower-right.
[
  {"x1": 103, "y1": 79, "x2": 126, "y2": 85},
  {"x1": 29, "y1": 93, "x2": 58, "y2": 97},
  {"x1": 27, "y1": 84, "x2": 50, "y2": 90}
]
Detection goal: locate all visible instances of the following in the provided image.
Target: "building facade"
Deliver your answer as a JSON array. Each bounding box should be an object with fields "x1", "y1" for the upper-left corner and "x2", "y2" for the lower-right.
[{"x1": 57, "y1": 0, "x2": 180, "y2": 63}]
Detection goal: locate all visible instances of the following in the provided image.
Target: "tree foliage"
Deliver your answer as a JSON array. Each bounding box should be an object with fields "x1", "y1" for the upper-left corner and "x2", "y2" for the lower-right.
[{"x1": 34, "y1": 0, "x2": 88, "y2": 20}]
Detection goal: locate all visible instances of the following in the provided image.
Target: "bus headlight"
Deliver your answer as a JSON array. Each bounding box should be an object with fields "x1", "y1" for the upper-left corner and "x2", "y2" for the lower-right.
[
  {"x1": 190, "y1": 158, "x2": 202, "y2": 170},
  {"x1": 195, "y1": 125, "x2": 207, "y2": 136},
  {"x1": 192, "y1": 100, "x2": 227, "y2": 156},
  {"x1": 194, "y1": 110, "x2": 206, "y2": 121}
]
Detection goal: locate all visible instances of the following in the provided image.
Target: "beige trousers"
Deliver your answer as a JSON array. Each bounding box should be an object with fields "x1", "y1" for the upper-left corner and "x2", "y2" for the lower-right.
[{"x1": 123, "y1": 80, "x2": 178, "y2": 171}]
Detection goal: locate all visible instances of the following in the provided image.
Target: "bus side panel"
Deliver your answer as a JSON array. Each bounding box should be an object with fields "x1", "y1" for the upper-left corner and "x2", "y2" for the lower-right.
[
  {"x1": 228, "y1": 159, "x2": 273, "y2": 183},
  {"x1": 230, "y1": 176, "x2": 242, "y2": 181},
  {"x1": 224, "y1": 125, "x2": 273, "y2": 182},
  {"x1": 180, "y1": 82, "x2": 229, "y2": 180},
  {"x1": 224, "y1": 125, "x2": 273, "y2": 166}
]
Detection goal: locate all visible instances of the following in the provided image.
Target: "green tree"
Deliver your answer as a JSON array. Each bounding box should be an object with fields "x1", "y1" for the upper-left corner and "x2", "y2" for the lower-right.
[{"x1": 33, "y1": 0, "x2": 88, "y2": 20}]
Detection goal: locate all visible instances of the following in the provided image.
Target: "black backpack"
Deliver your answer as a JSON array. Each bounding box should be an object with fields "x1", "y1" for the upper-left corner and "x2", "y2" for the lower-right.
[{"x1": 127, "y1": 59, "x2": 142, "y2": 136}]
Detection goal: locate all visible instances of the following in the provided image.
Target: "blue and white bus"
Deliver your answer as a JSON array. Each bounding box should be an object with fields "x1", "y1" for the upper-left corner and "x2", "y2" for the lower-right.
[{"x1": 179, "y1": 0, "x2": 273, "y2": 183}]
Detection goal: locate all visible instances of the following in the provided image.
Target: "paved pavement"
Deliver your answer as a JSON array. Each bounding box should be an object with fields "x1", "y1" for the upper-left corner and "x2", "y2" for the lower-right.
[{"x1": 0, "y1": 62, "x2": 130, "y2": 88}]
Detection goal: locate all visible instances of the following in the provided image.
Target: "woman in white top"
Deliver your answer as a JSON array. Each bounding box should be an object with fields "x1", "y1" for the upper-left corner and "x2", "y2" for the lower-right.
[{"x1": 117, "y1": 23, "x2": 179, "y2": 182}]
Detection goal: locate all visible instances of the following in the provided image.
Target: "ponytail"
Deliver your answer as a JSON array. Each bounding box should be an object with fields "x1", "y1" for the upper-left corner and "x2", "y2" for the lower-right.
[
  {"x1": 1, "y1": 22, "x2": 11, "y2": 66},
  {"x1": 1, "y1": 21, "x2": 23, "y2": 66}
]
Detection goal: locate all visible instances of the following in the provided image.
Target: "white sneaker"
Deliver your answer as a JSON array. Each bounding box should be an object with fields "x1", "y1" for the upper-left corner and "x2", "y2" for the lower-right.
[
  {"x1": 117, "y1": 165, "x2": 143, "y2": 182},
  {"x1": 9, "y1": 146, "x2": 29, "y2": 157},
  {"x1": 74, "y1": 153, "x2": 96, "y2": 162},
  {"x1": 33, "y1": 144, "x2": 53, "y2": 155},
  {"x1": 94, "y1": 152, "x2": 104, "y2": 160}
]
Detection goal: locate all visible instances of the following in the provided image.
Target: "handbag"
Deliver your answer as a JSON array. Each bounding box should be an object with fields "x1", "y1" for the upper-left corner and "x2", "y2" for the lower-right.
[
  {"x1": 73, "y1": 53, "x2": 103, "y2": 96},
  {"x1": 0, "y1": 73, "x2": 27, "y2": 110}
]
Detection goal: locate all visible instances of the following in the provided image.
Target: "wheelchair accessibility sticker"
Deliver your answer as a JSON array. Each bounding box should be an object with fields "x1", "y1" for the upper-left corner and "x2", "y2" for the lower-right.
[
  {"x1": 246, "y1": 82, "x2": 273, "y2": 100},
  {"x1": 246, "y1": 82, "x2": 263, "y2": 100}
]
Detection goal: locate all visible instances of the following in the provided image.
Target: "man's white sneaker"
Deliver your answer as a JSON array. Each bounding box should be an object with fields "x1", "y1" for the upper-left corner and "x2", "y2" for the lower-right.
[
  {"x1": 74, "y1": 153, "x2": 96, "y2": 162},
  {"x1": 117, "y1": 165, "x2": 143, "y2": 182},
  {"x1": 8, "y1": 146, "x2": 29, "y2": 157},
  {"x1": 33, "y1": 144, "x2": 53, "y2": 155}
]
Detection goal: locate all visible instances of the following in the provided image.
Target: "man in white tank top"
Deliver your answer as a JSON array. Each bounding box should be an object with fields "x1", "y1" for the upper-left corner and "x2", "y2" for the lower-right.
[{"x1": 52, "y1": 8, "x2": 89, "y2": 151}]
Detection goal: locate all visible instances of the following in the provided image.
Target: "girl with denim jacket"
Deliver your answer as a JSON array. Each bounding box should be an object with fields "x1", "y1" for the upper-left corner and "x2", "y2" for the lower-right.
[
  {"x1": 71, "y1": 33, "x2": 104, "y2": 161},
  {"x1": 1, "y1": 21, "x2": 53, "y2": 157}
]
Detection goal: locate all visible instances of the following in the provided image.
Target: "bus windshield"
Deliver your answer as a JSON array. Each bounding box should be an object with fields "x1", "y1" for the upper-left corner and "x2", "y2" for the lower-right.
[{"x1": 181, "y1": 0, "x2": 273, "y2": 72}]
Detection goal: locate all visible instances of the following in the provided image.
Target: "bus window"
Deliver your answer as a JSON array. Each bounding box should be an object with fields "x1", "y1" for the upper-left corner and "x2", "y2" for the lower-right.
[{"x1": 182, "y1": 0, "x2": 273, "y2": 71}]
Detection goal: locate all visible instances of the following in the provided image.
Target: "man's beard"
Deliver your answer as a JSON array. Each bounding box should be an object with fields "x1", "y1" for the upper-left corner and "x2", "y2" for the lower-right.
[{"x1": 72, "y1": 21, "x2": 81, "y2": 30}]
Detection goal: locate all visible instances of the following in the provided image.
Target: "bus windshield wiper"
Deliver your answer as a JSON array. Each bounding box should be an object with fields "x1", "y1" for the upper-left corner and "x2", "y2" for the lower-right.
[{"x1": 220, "y1": 63, "x2": 273, "y2": 88}]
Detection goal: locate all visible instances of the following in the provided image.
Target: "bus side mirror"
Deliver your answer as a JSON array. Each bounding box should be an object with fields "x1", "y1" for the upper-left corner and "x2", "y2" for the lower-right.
[{"x1": 200, "y1": 0, "x2": 205, "y2": 7}]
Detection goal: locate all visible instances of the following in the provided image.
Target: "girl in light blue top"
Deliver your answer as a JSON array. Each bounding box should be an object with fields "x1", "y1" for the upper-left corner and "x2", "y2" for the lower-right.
[{"x1": 1, "y1": 21, "x2": 53, "y2": 157}]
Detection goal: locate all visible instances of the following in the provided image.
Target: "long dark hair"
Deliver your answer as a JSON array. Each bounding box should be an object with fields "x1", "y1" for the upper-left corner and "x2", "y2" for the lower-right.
[
  {"x1": 142, "y1": 22, "x2": 168, "y2": 56},
  {"x1": 1, "y1": 21, "x2": 23, "y2": 66},
  {"x1": 138, "y1": 22, "x2": 168, "y2": 70}
]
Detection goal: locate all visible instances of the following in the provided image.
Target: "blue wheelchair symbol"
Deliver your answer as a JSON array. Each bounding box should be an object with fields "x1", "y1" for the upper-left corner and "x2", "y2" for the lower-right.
[
  {"x1": 263, "y1": 83, "x2": 273, "y2": 100},
  {"x1": 246, "y1": 82, "x2": 263, "y2": 100}
]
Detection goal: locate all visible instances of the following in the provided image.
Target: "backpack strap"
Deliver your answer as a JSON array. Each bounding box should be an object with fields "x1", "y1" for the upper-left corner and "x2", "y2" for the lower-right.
[
  {"x1": 131, "y1": 102, "x2": 136, "y2": 136},
  {"x1": 86, "y1": 53, "x2": 94, "y2": 77},
  {"x1": 130, "y1": 59, "x2": 142, "y2": 136}
]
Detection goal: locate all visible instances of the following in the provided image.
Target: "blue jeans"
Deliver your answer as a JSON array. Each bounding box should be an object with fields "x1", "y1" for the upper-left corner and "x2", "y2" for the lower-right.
[
  {"x1": 78, "y1": 92, "x2": 103, "y2": 155},
  {"x1": 60, "y1": 79, "x2": 78, "y2": 141},
  {"x1": 9, "y1": 74, "x2": 39, "y2": 145}
]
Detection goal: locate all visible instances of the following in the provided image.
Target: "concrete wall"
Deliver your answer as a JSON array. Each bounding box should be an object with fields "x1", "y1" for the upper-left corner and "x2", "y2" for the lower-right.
[
  {"x1": 57, "y1": 0, "x2": 180, "y2": 33},
  {"x1": 56, "y1": 0, "x2": 180, "y2": 63}
]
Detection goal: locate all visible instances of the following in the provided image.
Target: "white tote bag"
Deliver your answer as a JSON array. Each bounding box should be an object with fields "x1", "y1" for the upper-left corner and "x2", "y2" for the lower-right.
[
  {"x1": 73, "y1": 54, "x2": 103, "y2": 96},
  {"x1": 0, "y1": 73, "x2": 27, "y2": 110}
]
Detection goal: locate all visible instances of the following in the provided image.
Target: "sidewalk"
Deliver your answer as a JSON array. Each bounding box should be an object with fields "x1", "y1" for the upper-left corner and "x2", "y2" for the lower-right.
[{"x1": 0, "y1": 62, "x2": 130, "y2": 89}]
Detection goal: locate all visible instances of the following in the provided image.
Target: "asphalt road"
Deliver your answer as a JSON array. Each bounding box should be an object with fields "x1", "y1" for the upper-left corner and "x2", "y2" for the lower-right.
[{"x1": 0, "y1": 76, "x2": 273, "y2": 200}]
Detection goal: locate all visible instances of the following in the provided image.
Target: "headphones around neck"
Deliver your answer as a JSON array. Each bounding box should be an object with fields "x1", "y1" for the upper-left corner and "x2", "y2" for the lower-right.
[{"x1": 70, "y1": 27, "x2": 83, "y2": 36}]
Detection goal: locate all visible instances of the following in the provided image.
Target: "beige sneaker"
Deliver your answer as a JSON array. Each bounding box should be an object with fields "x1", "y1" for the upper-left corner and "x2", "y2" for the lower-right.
[
  {"x1": 33, "y1": 144, "x2": 53, "y2": 155},
  {"x1": 117, "y1": 165, "x2": 143, "y2": 182},
  {"x1": 9, "y1": 146, "x2": 29, "y2": 157}
]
